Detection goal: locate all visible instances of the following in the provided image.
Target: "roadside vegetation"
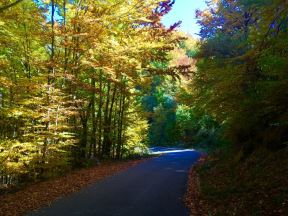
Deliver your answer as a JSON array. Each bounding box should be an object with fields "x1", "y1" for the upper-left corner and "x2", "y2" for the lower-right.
[{"x1": 184, "y1": 0, "x2": 288, "y2": 215}]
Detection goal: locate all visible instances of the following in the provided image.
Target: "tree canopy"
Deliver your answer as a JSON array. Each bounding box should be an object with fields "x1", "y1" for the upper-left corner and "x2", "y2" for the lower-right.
[
  {"x1": 1, "y1": 0, "x2": 287, "y2": 194},
  {"x1": 0, "y1": 0, "x2": 185, "y2": 183}
]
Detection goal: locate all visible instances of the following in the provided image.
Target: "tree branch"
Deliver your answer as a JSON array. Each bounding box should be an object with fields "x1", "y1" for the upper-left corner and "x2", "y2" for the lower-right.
[{"x1": 0, "y1": 0, "x2": 24, "y2": 13}]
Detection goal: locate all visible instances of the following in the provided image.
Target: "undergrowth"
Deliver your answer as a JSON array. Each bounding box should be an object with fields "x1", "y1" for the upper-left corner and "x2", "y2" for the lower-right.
[{"x1": 197, "y1": 148, "x2": 288, "y2": 216}]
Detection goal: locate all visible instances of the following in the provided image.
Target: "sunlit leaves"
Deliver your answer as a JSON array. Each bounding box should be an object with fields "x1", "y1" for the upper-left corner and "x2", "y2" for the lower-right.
[
  {"x1": 193, "y1": 0, "x2": 288, "y2": 151},
  {"x1": 0, "y1": 0, "x2": 179, "y2": 182}
]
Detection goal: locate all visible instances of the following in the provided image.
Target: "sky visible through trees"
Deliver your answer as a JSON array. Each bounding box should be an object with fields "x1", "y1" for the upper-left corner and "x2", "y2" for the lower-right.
[{"x1": 162, "y1": 0, "x2": 207, "y2": 37}]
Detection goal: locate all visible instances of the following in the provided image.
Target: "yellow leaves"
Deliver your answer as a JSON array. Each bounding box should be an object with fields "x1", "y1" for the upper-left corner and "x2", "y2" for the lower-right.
[
  {"x1": 8, "y1": 109, "x2": 23, "y2": 118},
  {"x1": 0, "y1": 140, "x2": 39, "y2": 174},
  {"x1": 0, "y1": 0, "x2": 181, "y2": 177},
  {"x1": 70, "y1": 32, "x2": 89, "y2": 38},
  {"x1": 136, "y1": 17, "x2": 153, "y2": 23},
  {"x1": 0, "y1": 76, "x2": 12, "y2": 87},
  {"x1": 125, "y1": 103, "x2": 149, "y2": 150}
]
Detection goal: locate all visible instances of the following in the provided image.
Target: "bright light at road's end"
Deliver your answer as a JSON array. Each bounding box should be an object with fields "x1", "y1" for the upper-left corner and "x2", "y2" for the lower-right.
[{"x1": 149, "y1": 149, "x2": 195, "y2": 155}]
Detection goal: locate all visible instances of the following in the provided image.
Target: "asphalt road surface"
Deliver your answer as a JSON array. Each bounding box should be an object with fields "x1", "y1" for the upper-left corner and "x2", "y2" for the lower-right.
[{"x1": 28, "y1": 147, "x2": 200, "y2": 216}]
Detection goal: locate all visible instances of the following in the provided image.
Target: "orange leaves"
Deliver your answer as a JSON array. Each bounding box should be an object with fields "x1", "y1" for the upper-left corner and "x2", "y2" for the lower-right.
[{"x1": 0, "y1": 159, "x2": 146, "y2": 216}]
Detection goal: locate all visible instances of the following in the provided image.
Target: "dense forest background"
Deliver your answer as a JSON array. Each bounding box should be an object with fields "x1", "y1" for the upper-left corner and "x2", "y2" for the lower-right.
[
  {"x1": 0, "y1": 1, "x2": 288, "y2": 209},
  {"x1": 194, "y1": 0, "x2": 288, "y2": 154}
]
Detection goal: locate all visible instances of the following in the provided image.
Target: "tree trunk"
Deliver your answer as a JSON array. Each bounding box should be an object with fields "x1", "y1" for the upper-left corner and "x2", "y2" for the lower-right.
[
  {"x1": 103, "y1": 84, "x2": 117, "y2": 158},
  {"x1": 97, "y1": 71, "x2": 103, "y2": 157},
  {"x1": 102, "y1": 81, "x2": 111, "y2": 158},
  {"x1": 116, "y1": 93, "x2": 126, "y2": 159},
  {"x1": 90, "y1": 77, "x2": 96, "y2": 158}
]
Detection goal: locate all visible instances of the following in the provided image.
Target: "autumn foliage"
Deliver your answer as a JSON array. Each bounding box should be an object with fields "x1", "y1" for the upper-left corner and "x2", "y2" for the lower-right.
[{"x1": 0, "y1": 0, "x2": 182, "y2": 186}]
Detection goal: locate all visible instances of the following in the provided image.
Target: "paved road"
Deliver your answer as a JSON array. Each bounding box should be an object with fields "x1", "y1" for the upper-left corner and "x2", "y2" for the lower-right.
[{"x1": 29, "y1": 148, "x2": 200, "y2": 216}]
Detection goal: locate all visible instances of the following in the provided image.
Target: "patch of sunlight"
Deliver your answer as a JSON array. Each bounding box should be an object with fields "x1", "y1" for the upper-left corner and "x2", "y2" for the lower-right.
[{"x1": 149, "y1": 148, "x2": 195, "y2": 155}]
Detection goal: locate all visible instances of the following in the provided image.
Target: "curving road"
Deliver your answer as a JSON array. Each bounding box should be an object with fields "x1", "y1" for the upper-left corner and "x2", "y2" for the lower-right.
[{"x1": 28, "y1": 148, "x2": 200, "y2": 216}]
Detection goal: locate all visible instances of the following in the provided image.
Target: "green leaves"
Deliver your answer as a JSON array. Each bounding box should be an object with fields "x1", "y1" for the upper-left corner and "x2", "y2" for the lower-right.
[{"x1": 192, "y1": 0, "x2": 288, "y2": 152}]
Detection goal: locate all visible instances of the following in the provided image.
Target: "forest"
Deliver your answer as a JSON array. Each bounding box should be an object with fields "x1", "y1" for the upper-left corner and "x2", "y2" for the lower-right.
[
  {"x1": 0, "y1": 0, "x2": 288, "y2": 215},
  {"x1": 0, "y1": 0, "x2": 187, "y2": 183}
]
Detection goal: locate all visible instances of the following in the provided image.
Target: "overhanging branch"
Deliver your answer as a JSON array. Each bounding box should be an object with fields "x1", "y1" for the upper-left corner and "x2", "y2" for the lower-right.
[{"x1": 0, "y1": 0, "x2": 25, "y2": 13}]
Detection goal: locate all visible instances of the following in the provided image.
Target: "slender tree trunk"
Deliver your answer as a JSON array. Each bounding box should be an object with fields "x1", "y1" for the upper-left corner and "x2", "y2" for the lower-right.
[
  {"x1": 80, "y1": 118, "x2": 88, "y2": 158},
  {"x1": 102, "y1": 81, "x2": 111, "y2": 157},
  {"x1": 116, "y1": 93, "x2": 126, "y2": 159},
  {"x1": 112, "y1": 99, "x2": 118, "y2": 159},
  {"x1": 119, "y1": 94, "x2": 126, "y2": 159},
  {"x1": 62, "y1": 0, "x2": 69, "y2": 88},
  {"x1": 97, "y1": 71, "x2": 103, "y2": 157},
  {"x1": 40, "y1": 0, "x2": 55, "y2": 176},
  {"x1": 90, "y1": 77, "x2": 96, "y2": 158},
  {"x1": 0, "y1": 92, "x2": 3, "y2": 108},
  {"x1": 103, "y1": 83, "x2": 117, "y2": 158}
]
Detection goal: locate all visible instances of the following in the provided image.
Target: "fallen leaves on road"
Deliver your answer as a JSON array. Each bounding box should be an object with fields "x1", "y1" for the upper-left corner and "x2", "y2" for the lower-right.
[
  {"x1": 184, "y1": 156, "x2": 208, "y2": 216},
  {"x1": 0, "y1": 160, "x2": 146, "y2": 216}
]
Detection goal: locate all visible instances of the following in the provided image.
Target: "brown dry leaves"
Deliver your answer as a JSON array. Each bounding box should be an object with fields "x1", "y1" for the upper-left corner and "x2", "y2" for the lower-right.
[
  {"x1": 0, "y1": 160, "x2": 145, "y2": 216},
  {"x1": 184, "y1": 156, "x2": 208, "y2": 216},
  {"x1": 187, "y1": 149, "x2": 288, "y2": 216}
]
